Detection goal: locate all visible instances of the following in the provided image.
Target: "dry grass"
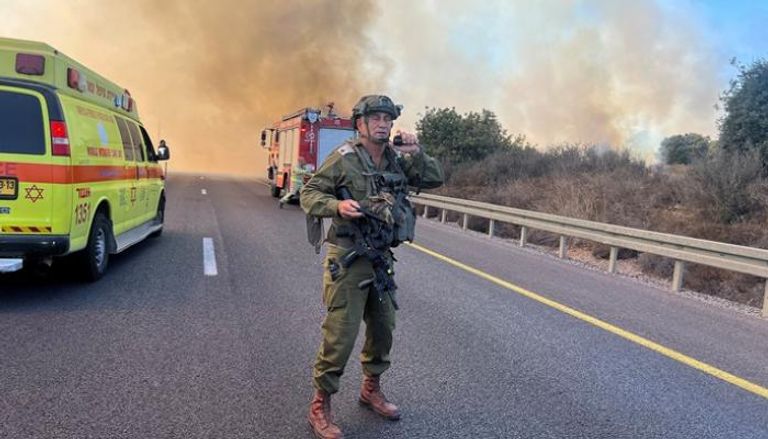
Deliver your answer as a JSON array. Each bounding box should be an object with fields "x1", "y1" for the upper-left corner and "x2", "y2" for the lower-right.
[{"x1": 429, "y1": 146, "x2": 768, "y2": 308}]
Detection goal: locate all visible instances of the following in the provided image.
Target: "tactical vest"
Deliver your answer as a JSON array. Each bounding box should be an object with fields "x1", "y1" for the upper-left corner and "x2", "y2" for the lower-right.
[
  {"x1": 352, "y1": 144, "x2": 416, "y2": 247},
  {"x1": 305, "y1": 142, "x2": 417, "y2": 253}
]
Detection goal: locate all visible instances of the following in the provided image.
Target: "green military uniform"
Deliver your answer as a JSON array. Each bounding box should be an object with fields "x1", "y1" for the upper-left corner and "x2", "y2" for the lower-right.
[{"x1": 301, "y1": 138, "x2": 444, "y2": 394}]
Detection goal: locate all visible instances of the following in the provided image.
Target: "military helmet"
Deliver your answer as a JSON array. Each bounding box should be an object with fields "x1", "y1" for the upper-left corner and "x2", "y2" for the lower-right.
[{"x1": 351, "y1": 95, "x2": 402, "y2": 123}]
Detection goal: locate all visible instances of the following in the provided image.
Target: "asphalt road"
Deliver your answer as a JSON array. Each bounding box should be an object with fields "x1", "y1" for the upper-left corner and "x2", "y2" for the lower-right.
[{"x1": 1, "y1": 174, "x2": 767, "y2": 439}]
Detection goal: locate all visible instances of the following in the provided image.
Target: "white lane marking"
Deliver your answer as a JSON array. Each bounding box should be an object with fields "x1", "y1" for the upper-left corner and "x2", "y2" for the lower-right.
[
  {"x1": 203, "y1": 237, "x2": 218, "y2": 276},
  {"x1": 201, "y1": 189, "x2": 207, "y2": 195}
]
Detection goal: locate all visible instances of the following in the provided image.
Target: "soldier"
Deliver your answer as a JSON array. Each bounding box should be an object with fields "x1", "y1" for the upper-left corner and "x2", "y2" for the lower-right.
[{"x1": 301, "y1": 95, "x2": 444, "y2": 439}]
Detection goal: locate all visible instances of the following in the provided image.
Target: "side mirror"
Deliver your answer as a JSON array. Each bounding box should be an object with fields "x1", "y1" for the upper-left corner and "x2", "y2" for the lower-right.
[
  {"x1": 157, "y1": 140, "x2": 170, "y2": 161},
  {"x1": 260, "y1": 130, "x2": 267, "y2": 147}
]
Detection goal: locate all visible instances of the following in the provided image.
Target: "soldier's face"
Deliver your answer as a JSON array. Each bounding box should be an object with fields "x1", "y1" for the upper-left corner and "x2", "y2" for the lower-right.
[{"x1": 360, "y1": 112, "x2": 393, "y2": 144}]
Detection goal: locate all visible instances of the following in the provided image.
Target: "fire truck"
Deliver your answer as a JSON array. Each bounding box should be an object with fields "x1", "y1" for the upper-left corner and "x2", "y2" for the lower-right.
[{"x1": 261, "y1": 103, "x2": 354, "y2": 200}]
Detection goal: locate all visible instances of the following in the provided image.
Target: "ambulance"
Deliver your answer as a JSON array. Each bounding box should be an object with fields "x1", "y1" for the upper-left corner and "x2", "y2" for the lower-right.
[{"x1": 0, "y1": 37, "x2": 170, "y2": 280}]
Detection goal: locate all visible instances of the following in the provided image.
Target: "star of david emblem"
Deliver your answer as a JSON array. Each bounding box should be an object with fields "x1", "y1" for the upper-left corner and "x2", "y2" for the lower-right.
[{"x1": 24, "y1": 185, "x2": 45, "y2": 203}]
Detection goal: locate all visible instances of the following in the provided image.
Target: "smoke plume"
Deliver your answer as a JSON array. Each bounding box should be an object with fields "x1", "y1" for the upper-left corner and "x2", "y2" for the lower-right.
[
  {"x1": 3, "y1": 0, "x2": 727, "y2": 170},
  {"x1": 373, "y1": 0, "x2": 723, "y2": 160},
  {"x1": 3, "y1": 0, "x2": 388, "y2": 175}
]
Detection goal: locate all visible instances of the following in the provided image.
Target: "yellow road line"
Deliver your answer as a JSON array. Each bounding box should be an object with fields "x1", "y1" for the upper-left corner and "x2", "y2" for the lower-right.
[{"x1": 407, "y1": 242, "x2": 768, "y2": 400}]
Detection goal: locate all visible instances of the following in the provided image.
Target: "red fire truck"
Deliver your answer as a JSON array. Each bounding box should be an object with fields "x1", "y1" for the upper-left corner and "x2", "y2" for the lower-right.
[{"x1": 261, "y1": 104, "x2": 354, "y2": 199}]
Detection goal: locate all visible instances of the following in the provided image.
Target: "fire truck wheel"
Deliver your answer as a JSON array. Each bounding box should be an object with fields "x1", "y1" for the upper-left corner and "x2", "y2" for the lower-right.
[
  {"x1": 80, "y1": 211, "x2": 112, "y2": 282},
  {"x1": 270, "y1": 183, "x2": 281, "y2": 198}
]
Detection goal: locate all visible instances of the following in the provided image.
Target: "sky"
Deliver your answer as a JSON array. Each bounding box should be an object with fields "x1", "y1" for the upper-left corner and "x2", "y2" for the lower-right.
[{"x1": 2, "y1": 0, "x2": 768, "y2": 175}]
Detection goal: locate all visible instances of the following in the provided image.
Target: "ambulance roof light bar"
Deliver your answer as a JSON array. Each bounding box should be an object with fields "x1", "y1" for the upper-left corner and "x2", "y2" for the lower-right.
[
  {"x1": 15, "y1": 53, "x2": 45, "y2": 76},
  {"x1": 67, "y1": 67, "x2": 87, "y2": 92}
]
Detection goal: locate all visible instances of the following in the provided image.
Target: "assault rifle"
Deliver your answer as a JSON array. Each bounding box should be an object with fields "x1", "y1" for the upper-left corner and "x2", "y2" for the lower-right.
[{"x1": 335, "y1": 186, "x2": 399, "y2": 309}]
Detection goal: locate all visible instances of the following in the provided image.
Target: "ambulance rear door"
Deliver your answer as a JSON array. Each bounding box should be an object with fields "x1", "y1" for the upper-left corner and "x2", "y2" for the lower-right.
[{"x1": 0, "y1": 85, "x2": 56, "y2": 237}]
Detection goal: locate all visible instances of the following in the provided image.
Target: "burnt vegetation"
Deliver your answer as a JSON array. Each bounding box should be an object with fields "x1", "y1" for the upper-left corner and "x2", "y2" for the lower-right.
[{"x1": 416, "y1": 59, "x2": 768, "y2": 308}]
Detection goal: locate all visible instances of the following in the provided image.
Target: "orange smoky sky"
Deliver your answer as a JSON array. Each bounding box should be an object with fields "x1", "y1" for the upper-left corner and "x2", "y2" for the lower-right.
[
  {"x1": 4, "y1": 0, "x2": 730, "y2": 172},
  {"x1": 3, "y1": 0, "x2": 390, "y2": 176}
]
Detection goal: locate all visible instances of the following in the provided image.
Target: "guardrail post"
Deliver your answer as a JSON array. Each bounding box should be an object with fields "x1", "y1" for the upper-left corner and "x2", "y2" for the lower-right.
[
  {"x1": 441, "y1": 209, "x2": 447, "y2": 223},
  {"x1": 519, "y1": 226, "x2": 528, "y2": 247},
  {"x1": 462, "y1": 214, "x2": 468, "y2": 230},
  {"x1": 672, "y1": 261, "x2": 685, "y2": 292},
  {"x1": 423, "y1": 206, "x2": 429, "y2": 218},
  {"x1": 762, "y1": 280, "x2": 768, "y2": 318},
  {"x1": 488, "y1": 220, "x2": 495, "y2": 238},
  {"x1": 559, "y1": 236, "x2": 568, "y2": 259},
  {"x1": 608, "y1": 247, "x2": 618, "y2": 274}
]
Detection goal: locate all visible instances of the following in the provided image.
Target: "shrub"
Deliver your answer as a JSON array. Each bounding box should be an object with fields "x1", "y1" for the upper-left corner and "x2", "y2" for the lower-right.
[
  {"x1": 659, "y1": 133, "x2": 711, "y2": 165},
  {"x1": 688, "y1": 149, "x2": 764, "y2": 223}
]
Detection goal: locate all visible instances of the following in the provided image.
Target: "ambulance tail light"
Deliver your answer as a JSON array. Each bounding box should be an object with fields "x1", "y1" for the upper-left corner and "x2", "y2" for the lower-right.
[{"x1": 50, "y1": 121, "x2": 71, "y2": 156}]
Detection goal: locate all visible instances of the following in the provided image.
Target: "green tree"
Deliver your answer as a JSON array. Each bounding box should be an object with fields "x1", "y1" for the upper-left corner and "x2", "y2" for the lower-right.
[
  {"x1": 416, "y1": 107, "x2": 526, "y2": 164},
  {"x1": 659, "y1": 133, "x2": 711, "y2": 165},
  {"x1": 719, "y1": 59, "x2": 768, "y2": 167}
]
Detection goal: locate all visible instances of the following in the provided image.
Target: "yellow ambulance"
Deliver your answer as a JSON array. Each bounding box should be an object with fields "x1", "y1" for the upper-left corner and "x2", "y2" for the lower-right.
[{"x1": 0, "y1": 37, "x2": 170, "y2": 280}]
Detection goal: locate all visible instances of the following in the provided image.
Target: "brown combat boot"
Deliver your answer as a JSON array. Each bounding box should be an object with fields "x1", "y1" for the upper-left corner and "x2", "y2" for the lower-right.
[
  {"x1": 308, "y1": 389, "x2": 344, "y2": 439},
  {"x1": 359, "y1": 375, "x2": 401, "y2": 420}
]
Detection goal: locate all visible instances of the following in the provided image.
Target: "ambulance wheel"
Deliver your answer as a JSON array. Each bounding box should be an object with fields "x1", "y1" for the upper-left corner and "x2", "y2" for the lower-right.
[
  {"x1": 150, "y1": 195, "x2": 165, "y2": 238},
  {"x1": 270, "y1": 183, "x2": 281, "y2": 198},
  {"x1": 81, "y1": 212, "x2": 111, "y2": 282}
]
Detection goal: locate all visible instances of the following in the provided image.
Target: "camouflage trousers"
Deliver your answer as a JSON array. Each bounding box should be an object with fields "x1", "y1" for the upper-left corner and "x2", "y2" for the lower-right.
[{"x1": 313, "y1": 244, "x2": 396, "y2": 394}]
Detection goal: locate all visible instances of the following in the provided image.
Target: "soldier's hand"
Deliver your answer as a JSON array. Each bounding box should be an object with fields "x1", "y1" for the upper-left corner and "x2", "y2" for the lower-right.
[
  {"x1": 393, "y1": 130, "x2": 420, "y2": 154},
  {"x1": 338, "y1": 199, "x2": 364, "y2": 219}
]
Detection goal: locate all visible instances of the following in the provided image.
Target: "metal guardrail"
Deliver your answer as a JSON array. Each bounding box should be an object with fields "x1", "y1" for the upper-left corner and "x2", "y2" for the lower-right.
[{"x1": 410, "y1": 192, "x2": 768, "y2": 317}]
